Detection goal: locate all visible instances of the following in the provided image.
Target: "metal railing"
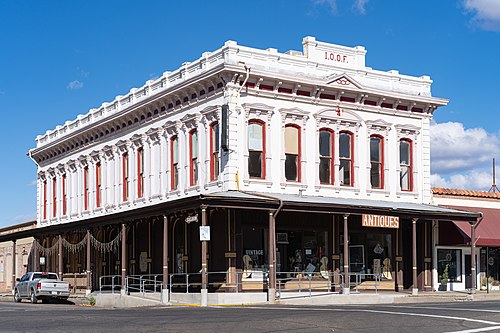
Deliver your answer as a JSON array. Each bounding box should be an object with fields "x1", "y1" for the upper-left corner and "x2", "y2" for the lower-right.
[
  {"x1": 276, "y1": 271, "x2": 344, "y2": 298},
  {"x1": 126, "y1": 274, "x2": 163, "y2": 295},
  {"x1": 99, "y1": 275, "x2": 121, "y2": 294},
  {"x1": 169, "y1": 270, "x2": 248, "y2": 294},
  {"x1": 348, "y1": 273, "x2": 381, "y2": 294}
]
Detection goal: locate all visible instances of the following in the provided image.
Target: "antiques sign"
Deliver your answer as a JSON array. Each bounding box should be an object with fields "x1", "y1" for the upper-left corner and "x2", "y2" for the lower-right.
[{"x1": 362, "y1": 214, "x2": 399, "y2": 229}]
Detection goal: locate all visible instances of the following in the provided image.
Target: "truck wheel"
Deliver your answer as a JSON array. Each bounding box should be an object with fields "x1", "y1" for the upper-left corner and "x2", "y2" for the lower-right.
[
  {"x1": 30, "y1": 290, "x2": 38, "y2": 304},
  {"x1": 13, "y1": 290, "x2": 21, "y2": 303}
]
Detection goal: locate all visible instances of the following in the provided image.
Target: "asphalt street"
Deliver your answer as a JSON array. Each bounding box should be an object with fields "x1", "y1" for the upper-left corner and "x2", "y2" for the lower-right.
[{"x1": 1, "y1": 301, "x2": 500, "y2": 332}]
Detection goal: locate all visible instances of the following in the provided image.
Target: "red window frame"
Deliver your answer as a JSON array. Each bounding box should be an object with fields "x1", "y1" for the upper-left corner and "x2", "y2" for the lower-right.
[
  {"x1": 400, "y1": 138, "x2": 413, "y2": 191},
  {"x1": 62, "y1": 174, "x2": 67, "y2": 216},
  {"x1": 248, "y1": 119, "x2": 266, "y2": 179},
  {"x1": 210, "y1": 122, "x2": 219, "y2": 181},
  {"x1": 43, "y1": 180, "x2": 47, "y2": 220},
  {"x1": 171, "y1": 136, "x2": 179, "y2": 190},
  {"x1": 137, "y1": 148, "x2": 144, "y2": 198},
  {"x1": 52, "y1": 178, "x2": 57, "y2": 218},
  {"x1": 284, "y1": 124, "x2": 301, "y2": 182},
  {"x1": 96, "y1": 162, "x2": 101, "y2": 208},
  {"x1": 369, "y1": 135, "x2": 384, "y2": 189},
  {"x1": 83, "y1": 166, "x2": 89, "y2": 211},
  {"x1": 189, "y1": 130, "x2": 198, "y2": 186},
  {"x1": 339, "y1": 131, "x2": 354, "y2": 186},
  {"x1": 122, "y1": 153, "x2": 129, "y2": 201},
  {"x1": 319, "y1": 128, "x2": 334, "y2": 185}
]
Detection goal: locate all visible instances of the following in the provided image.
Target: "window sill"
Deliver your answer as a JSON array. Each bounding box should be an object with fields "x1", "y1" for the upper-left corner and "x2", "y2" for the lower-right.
[
  {"x1": 243, "y1": 178, "x2": 273, "y2": 188},
  {"x1": 280, "y1": 181, "x2": 307, "y2": 190},
  {"x1": 134, "y1": 197, "x2": 146, "y2": 204},
  {"x1": 205, "y1": 180, "x2": 223, "y2": 190},
  {"x1": 119, "y1": 201, "x2": 131, "y2": 208},
  {"x1": 366, "y1": 188, "x2": 390, "y2": 197}
]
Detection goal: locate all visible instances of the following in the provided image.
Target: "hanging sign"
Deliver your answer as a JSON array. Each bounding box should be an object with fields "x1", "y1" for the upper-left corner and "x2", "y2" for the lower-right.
[
  {"x1": 185, "y1": 214, "x2": 198, "y2": 224},
  {"x1": 362, "y1": 214, "x2": 399, "y2": 229}
]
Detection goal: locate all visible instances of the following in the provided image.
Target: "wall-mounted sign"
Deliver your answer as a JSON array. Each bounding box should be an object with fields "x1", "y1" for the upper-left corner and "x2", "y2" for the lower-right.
[
  {"x1": 199, "y1": 226, "x2": 210, "y2": 241},
  {"x1": 362, "y1": 214, "x2": 399, "y2": 229},
  {"x1": 40, "y1": 257, "x2": 46, "y2": 266},
  {"x1": 185, "y1": 214, "x2": 198, "y2": 224}
]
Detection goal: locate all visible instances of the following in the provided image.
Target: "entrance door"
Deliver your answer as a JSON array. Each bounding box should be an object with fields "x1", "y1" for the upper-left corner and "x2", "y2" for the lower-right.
[{"x1": 465, "y1": 255, "x2": 472, "y2": 289}]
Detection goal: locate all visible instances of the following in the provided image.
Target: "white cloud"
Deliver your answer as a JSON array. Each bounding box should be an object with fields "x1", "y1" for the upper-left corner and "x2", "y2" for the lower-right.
[
  {"x1": 13, "y1": 213, "x2": 36, "y2": 222},
  {"x1": 67, "y1": 80, "x2": 84, "y2": 90},
  {"x1": 430, "y1": 121, "x2": 500, "y2": 190},
  {"x1": 28, "y1": 179, "x2": 37, "y2": 186},
  {"x1": 463, "y1": 0, "x2": 500, "y2": 31},
  {"x1": 313, "y1": 0, "x2": 337, "y2": 14},
  {"x1": 354, "y1": 0, "x2": 369, "y2": 14}
]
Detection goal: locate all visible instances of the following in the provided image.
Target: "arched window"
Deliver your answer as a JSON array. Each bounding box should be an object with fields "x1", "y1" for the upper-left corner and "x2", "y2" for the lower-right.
[
  {"x1": 400, "y1": 139, "x2": 413, "y2": 191},
  {"x1": 43, "y1": 180, "x2": 47, "y2": 220},
  {"x1": 319, "y1": 129, "x2": 334, "y2": 184},
  {"x1": 83, "y1": 166, "x2": 89, "y2": 210},
  {"x1": 62, "y1": 174, "x2": 67, "y2": 216},
  {"x1": 370, "y1": 135, "x2": 383, "y2": 189},
  {"x1": 210, "y1": 122, "x2": 220, "y2": 181},
  {"x1": 122, "y1": 152, "x2": 129, "y2": 201},
  {"x1": 339, "y1": 131, "x2": 353, "y2": 186},
  {"x1": 190, "y1": 130, "x2": 198, "y2": 186},
  {"x1": 171, "y1": 136, "x2": 179, "y2": 190},
  {"x1": 285, "y1": 125, "x2": 300, "y2": 182},
  {"x1": 137, "y1": 147, "x2": 144, "y2": 198},
  {"x1": 96, "y1": 162, "x2": 102, "y2": 207},
  {"x1": 248, "y1": 120, "x2": 265, "y2": 179},
  {"x1": 52, "y1": 178, "x2": 57, "y2": 218}
]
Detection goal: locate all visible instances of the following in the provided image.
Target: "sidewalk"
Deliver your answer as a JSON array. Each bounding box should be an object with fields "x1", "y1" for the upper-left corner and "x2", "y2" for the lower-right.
[{"x1": 0, "y1": 292, "x2": 89, "y2": 305}]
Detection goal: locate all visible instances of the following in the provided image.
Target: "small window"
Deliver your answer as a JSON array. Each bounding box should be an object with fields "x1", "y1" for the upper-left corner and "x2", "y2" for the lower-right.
[
  {"x1": 83, "y1": 166, "x2": 89, "y2": 210},
  {"x1": 319, "y1": 129, "x2": 334, "y2": 184},
  {"x1": 285, "y1": 125, "x2": 300, "y2": 181},
  {"x1": 122, "y1": 153, "x2": 129, "y2": 201},
  {"x1": 137, "y1": 148, "x2": 144, "y2": 198},
  {"x1": 52, "y1": 178, "x2": 57, "y2": 218},
  {"x1": 248, "y1": 120, "x2": 265, "y2": 179},
  {"x1": 370, "y1": 136, "x2": 383, "y2": 189},
  {"x1": 400, "y1": 139, "x2": 412, "y2": 191},
  {"x1": 43, "y1": 180, "x2": 47, "y2": 220},
  {"x1": 339, "y1": 132, "x2": 353, "y2": 186},
  {"x1": 190, "y1": 130, "x2": 198, "y2": 186},
  {"x1": 96, "y1": 163, "x2": 102, "y2": 207},
  {"x1": 62, "y1": 174, "x2": 67, "y2": 216},
  {"x1": 171, "y1": 136, "x2": 179, "y2": 190},
  {"x1": 210, "y1": 123, "x2": 220, "y2": 181}
]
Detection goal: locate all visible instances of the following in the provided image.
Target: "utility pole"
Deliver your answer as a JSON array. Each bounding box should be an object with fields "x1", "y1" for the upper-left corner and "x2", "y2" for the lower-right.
[{"x1": 489, "y1": 158, "x2": 499, "y2": 193}]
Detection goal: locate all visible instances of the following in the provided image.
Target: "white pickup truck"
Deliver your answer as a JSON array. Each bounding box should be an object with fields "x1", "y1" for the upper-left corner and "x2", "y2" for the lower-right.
[{"x1": 13, "y1": 272, "x2": 71, "y2": 304}]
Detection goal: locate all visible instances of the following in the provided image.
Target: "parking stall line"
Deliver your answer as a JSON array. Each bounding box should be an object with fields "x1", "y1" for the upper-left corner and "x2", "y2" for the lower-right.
[
  {"x1": 384, "y1": 305, "x2": 500, "y2": 314},
  {"x1": 444, "y1": 326, "x2": 500, "y2": 333}
]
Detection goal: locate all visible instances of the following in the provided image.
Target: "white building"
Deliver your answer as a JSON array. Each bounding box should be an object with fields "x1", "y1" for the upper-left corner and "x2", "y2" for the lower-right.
[{"x1": 24, "y1": 37, "x2": 478, "y2": 301}]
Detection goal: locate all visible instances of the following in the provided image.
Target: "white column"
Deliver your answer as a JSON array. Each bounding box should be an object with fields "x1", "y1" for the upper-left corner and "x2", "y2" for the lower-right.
[
  {"x1": 144, "y1": 139, "x2": 152, "y2": 199},
  {"x1": 114, "y1": 147, "x2": 121, "y2": 207},
  {"x1": 101, "y1": 155, "x2": 108, "y2": 208},
  {"x1": 128, "y1": 143, "x2": 136, "y2": 201},
  {"x1": 159, "y1": 133, "x2": 167, "y2": 196},
  {"x1": 77, "y1": 165, "x2": 82, "y2": 216},
  {"x1": 334, "y1": 130, "x2": 340, "y2": 187}
]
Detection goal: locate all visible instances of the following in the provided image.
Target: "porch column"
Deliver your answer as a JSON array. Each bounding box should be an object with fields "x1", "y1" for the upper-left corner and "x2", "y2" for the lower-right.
[
  {"x1": 58, "y1": 235, "x2": 63, "y2": 278},
  {"x1": 201, "y1": 206, "x2": 208, "y2": 307},
  {"x1": 268, "y1": 211, "x2": 276, "y2": 301},
  {"x1": 343, "y1": 214, "x2": 350, "y2": 295},
  {"x1": 11, "y1": 240, "x2": 16, "y2": 290},
  {"x1": 471, "y1": 222, "x2": 476, "y2": 293},
  {"x1": 162, "y1": 214, "x2": 169, "y2": 303},
  {"x1": 121, "y1": 223, "x2": 126, "y2": 293},
  {"x1": 33, "y1": 239, "x2": 39, "y2": 272},
  {"x1": 412, "y1": 218, "x2": 418, "y2": 296},
  {"x1": 86, "y1": 230, "x2": 91, "y2": 294}
]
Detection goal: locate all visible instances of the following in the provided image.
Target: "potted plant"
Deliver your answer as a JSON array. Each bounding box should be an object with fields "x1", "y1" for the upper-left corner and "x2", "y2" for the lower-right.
[{"x1": 439, "y1": 264, "x2": 449, "y2": 291}]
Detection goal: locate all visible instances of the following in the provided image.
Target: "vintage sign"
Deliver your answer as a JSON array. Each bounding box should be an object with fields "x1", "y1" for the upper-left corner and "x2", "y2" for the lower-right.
[
  {"x1": 185, "y1": 214, "x2": 198, "y2": 224},
  {"x1": 199, "y1": 226, "x2": 210, "y2": 241},
  {"x1": 362, "y1": 214, "x2": 399, "y2": 229}
]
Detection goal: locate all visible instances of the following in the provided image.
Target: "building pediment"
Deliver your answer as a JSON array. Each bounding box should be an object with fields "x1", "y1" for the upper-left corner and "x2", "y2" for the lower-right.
[{"x1": 325, "y1": 73, "x2": 363, "y2": 90}]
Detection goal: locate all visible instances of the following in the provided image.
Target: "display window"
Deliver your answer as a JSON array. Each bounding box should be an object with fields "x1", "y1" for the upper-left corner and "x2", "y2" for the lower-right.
[{"x1": 437, "y1": 249, "x2": 462, "y2": 282}]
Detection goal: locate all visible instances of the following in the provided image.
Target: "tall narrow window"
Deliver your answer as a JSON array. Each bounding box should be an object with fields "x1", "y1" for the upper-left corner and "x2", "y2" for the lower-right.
[
  {"x1": 96, "y1": 162, "x2": 101, "y2": 208},
  {"x1": 319, "y1": 129, "x2": 334, "y2": 184},
  {"x1": 83, "y1": 166, "x2": 89, "y2": 211},
  {"x1": 210, "y1": 122, "x2": 220, "y2": 181},
  {"x1": 171, "y1": 136, "x2": 179, "y2": 190},
  {"x1": 52, "y1": 178, "x2": 57, "y2": 218},
  {"x1": 370, "y1": 135, "x2": 383, "y2": 189},
  {"x1": 190, "y1": 130, "x2": 198, "y2": 186},
  {"x1": 400, "y1": 139, "x2": 413, "y2": 191},
  {"x1": 122, "y1": 153, "x2": 129, "y2": 201},
  {"x1": 137, "y1": 148, "x2": 144, "y2": 198},
  {"x1": 248, "y1": 120, "x2": 265, "y2": 179},
  {"x1": 339, "y1": 131, "x2": 353, "y2": 186},
  {"x1": 62, "y1": 174, "x2": 67, "y2": 216},
  {"x1": 43, "y1": 180, "x2": 47, "y2": 220},
  {"x1": 285, "y1": 125, "x2": 300, "y2": 181}
]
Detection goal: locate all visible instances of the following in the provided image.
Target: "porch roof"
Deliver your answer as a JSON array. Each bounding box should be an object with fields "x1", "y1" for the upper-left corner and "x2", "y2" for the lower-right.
[
  {"x1": 203, "y1": 191, "x2": 481, "y2": 221},
  {"x1": 446, "y1": 206, "x2": 500, "y2": 247}
]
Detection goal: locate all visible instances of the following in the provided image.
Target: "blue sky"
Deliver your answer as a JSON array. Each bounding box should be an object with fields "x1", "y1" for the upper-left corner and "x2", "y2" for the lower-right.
[{"x1": 0, "y1": 0, "x2": 499, "y2": 227}]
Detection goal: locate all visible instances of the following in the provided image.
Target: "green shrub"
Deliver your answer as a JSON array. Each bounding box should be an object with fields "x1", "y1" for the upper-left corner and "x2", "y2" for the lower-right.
[{"x1": 88, "y1": 296, "x2": 96, "y2": 306}]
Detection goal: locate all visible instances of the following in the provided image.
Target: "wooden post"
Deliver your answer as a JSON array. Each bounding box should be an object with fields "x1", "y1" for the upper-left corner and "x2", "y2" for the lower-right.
[
  {"x1": 268, "y1": 211, "x2": 276, "y2": 301},
  {"x1": 412, "y1": 218, "x2": 418, "y2": 296},
  {"x1": 58, "y1": 235, "x2": 63, "y2": 278},
  {"x1": 343, "y1": 214, "x2": 350, "y2": 295},
  {"x1": 163, "y1": 215, "x2": 169, "y2": 290},
  {"x1": 11, "y1": 240, "x2": 16, "y2": 290},
  {"x1": 33, "y1": 239, "x2": 39, "y2": 272},
  {"x1": 471, "y1": 222, "x2": 476, "y2": 293},
  {"x1": 121, "y1": 224, "x2": 126, "y2": 292},
  {"x1": 201, "y1": 207, "x2": 208, "y2": 307},
  {"x1": 86, "y1": 230, "x2": 91, "y2": 292}
]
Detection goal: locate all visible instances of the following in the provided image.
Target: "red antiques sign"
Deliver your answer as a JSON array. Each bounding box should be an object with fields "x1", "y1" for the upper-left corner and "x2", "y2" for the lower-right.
[{"x1": 362, "y1": 214, "x2": 399, "y2": 229}]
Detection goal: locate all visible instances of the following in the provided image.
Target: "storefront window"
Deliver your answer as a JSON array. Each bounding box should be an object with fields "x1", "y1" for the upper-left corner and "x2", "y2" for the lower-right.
[{"x1": 437, "y1": 249, "x2": 462, "y2": 282}]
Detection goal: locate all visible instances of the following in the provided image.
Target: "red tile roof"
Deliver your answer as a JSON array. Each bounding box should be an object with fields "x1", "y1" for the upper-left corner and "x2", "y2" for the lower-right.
[{"x1": 432, "y1": 187, "x2": 500, "y2": 200}]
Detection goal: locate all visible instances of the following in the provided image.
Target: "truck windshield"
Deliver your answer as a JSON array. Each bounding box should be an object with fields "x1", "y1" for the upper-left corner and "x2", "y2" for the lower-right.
[{"x1": 33, "y1": 273, "x2": 58, "y2": 280}]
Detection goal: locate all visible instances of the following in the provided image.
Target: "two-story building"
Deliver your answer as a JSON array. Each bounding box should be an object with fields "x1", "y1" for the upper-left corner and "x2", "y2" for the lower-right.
[{"x1": 26, "y1": 37, "x2": 479, "y2": 303}]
